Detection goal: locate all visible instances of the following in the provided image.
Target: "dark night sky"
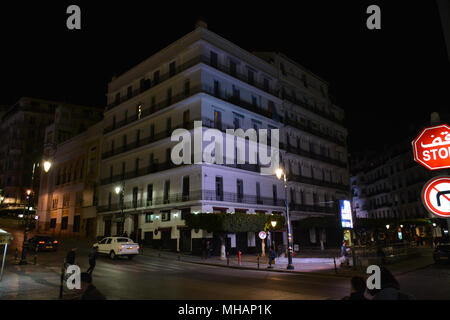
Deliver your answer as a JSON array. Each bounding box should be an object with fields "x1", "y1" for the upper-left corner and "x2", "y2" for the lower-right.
[{"x1": 1, "y1": 1, "x2": 449, "y2": 152}]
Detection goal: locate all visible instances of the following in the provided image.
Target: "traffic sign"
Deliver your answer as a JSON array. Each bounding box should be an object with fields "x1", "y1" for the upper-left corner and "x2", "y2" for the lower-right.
[
  {"x1": 412, "y1": 124, "x2": 450, "y2": 170},
  {"x1": 258, "y1": 231, "x2": 267, "y2": 240},
  {"x1": 421, "y1": 176, "x2": 450, "y2": 218}
]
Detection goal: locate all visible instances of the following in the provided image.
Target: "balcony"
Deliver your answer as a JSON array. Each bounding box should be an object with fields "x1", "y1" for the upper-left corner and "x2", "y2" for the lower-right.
[
  {"x1": 97, "y1": 190, "x2": 285, "y2": 213},
  {"x1": 282, "y1": 92, "x2": 344, "y2": 125},
  {"x1": 288, "y1": 174, "x2": 349, "y2": 192},
  {"x1": 106, "y1": 55, "x2": 279, "y2": 112},
  {"x1": 283, "y1": 117, "x2": 345, "y2": 147},
  {"x1": 104, "y1": 84, "x2": 279, "y2": 136},
  {"x1": 281, "y1": 143, "x2": 347, "y2": 168},
  {"x1": 289, "y1": 203, "x2": 337, "y2": 214}
]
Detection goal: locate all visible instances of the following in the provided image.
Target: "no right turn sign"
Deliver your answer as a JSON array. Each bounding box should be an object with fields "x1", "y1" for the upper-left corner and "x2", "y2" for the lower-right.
[{"x1": 421, "y1": 176, "x2": 450, "y2": 218}]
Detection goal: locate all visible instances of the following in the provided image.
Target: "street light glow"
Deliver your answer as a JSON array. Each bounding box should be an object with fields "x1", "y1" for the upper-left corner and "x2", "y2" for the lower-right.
[
  {"x1": 275, "y1": 168, "x2": 283, "y2": 180},
  {"x1": 43, "y1": 161, "x2": 52, "y2": 173},
  {"x1": 386, "y1": 224, "x2": 390, "y2": 229},
  {"x1": 26, "y1": 189, "x2": 32, "y2": 196},
  {"x1": 115, "y1": 186, "x2": 121, "y2": 194},
  {"x1": 271, "y1": 220, "x2": 277, "y2": 228}
]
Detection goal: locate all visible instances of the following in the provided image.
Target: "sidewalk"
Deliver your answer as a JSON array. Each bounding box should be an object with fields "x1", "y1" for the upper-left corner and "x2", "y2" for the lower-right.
[{"x1": 141, "y1": 247, "x2": 436, "y2": 278}]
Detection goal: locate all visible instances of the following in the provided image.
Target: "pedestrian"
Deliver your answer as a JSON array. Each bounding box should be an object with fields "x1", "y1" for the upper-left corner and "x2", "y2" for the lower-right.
[
  {"x1": 87, "y1": 247, "x2": 98, "y2": 274},
  {"x1": 77, "y1": 272, "x2": 106, "y2": 300},
  {"x1": 65, "y1": 247, "x2": 77, "y2": 267},
  {"x1": 342, "y1": 277, "x2": 367, "y2": 300},
  {"x1": 268, "y1": 247, "x2": 276, "y2": 268},
  {"x1": 368, "y1": 267, "x2": 415, "y2": 300},
  {"x1": 206, "y1": 240, "x2": 212, "y2": 258},
  {"x1": 341, "y1": 240, "x2": 347, "y2": 257}
]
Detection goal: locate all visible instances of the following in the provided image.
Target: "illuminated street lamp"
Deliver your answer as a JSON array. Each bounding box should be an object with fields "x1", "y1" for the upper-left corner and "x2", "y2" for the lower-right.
[
  {"x1": 271, "y1": 220, "x2": 277, "y2": 228},
  {"x1": 43, "y1": 160, "x2": 52, "y2": 173},
  {"x1": 275, "y1": 168, "x2": 294, "y2": 270},
  {"x1": 386, "y1": 224, "x2": 390, "y2": 230}
]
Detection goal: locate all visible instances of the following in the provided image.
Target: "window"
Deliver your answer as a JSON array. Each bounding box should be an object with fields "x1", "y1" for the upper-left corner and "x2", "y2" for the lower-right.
[
  {"x1": 183, "y1": 110, "x2": 190, "y2": 127},
  {"x1": 252, "y1": 96, "x2": 257, "y2": 106},
  {"x1": 210, "y1": 51, "x2": 218, "y2": 67},
  {"x1": 52, "y1": 197, "x2": 58, "y2": 209},
  {"x1": 184, "y1": 80, "x2": 190, "y2": 96},
  {"x1": 50, "y1": 218, "x2": 56, "y2": 229},
  {"x1": 232, "y1": 85, "x2": 240, "y2": 100},
  {"x1": 233, "y1": 117, "x2": 240, "y2": 130},
  {"x1": 214, "y1": 80, "x2": 220, "y2": 96},
  {"x1": 122, "y1": 134, "x2": 127, "y2": 148},
  {"x1": 115, "y1": 93, "x2": 120, "y2": 104},
  {"x1": 263, "y1": 78, "x2": 269, "y2": 91},
  {"x1": 63, "y1": 194, "x2": 70, "y2": 208},
  {"x1": 161, "y1": 211, "x2": 171, "y2": 221},
  {"x1": 134, "y1": 158, "x2": 139, "y2": 175},
  {"x1": 73, "y1": 215, "x2": 80, "y2": 233},
  {"x1": 214, "y1": 111, "x2": 222, "y2": 130},
  {"x1": 136, "y1": 129, "x2": 140, "y2": 147},
  {"x1": 147, "y1": 184, "x2": 153, "y2": 206},
  {"x1": 230, "y1": 60, "x2": 237, "y2": 76},
  {"x1": 61, "y1": 217, "x2": 68, "y2": 230},
  {"x1": 166, "y1": 118, "x2": 172, "y2": 133},
  {"x1": 149, "y1": 124, "x2": 155, "y2": 141},
  {"x1": 111, "y1": 140, "x2": 115, "y2": 153},
  {"x1": 216, "y1": 177, "x2": 223, "y2": 201},
  {"x1": 145, "y1": 213, "x2": 154, "y2": 223},
  {"x1": 121, "y1": 162, "x2": 126, "y2": 179},
  {"x1": 279, "y1": 62, "x2": 287, "y2": 75},
  {"x1": 169, "y1": 61, "x2": 176, "y2": 77},
  {"x1": 272, "y1": 185, "x2": 278, "y2": 205},
  {"x1": 167, "y1": 88, "x2": 172, "y2": 106},
  {"x1": 182, "y1": 176, "x2": 190, "y2": 200},
  {"x1": 153, "y1": 70, "x2": 160, "y2": 85},
  {"x1": 164, "y1": 180, "x2": 170, "y2": 203},
  {"x1": 237, "y1": 179, "x2": 244, "y2": 202},
  {"x1": 132, "y1": 187, "x2": 138, "y2": 208},
  {"x1": 109, "y1": 166, "x2": 113, "y2": 181},
  {"x1": 248, "y1": 69, "x2": 254, "y2": 84},
  {"x1": 268, "y1": 101, "x2": 274, "y2": 118},
  {"x1": 127, "y1": 86, "x2": 132, "y2": 99},
  {"x1": 256, "y1": 182, "x2": 261, "y2": 204},
  {"x1": 137, "y1": 105, "x2": 142, "y2": 120}
]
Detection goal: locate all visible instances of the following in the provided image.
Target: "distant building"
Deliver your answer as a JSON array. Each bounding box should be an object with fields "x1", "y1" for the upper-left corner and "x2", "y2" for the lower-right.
[
  {"x1": 350, "y1": 113, "x2": 450, "y2": 236},
  {"x1": 37, "y1": 122, "x2": 102, "y2": 239},
  {"x1": 0, "y1": 97, "x2": 102, "y2": 213}
]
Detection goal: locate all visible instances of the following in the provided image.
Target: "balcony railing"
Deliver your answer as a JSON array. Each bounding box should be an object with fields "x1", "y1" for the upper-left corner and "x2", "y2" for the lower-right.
[
  {"x1": 289, "y1": 203, "x2": 337, "y2": 214},
  {"x1": 283, "y1": 117, "x2": 345, "y2": 146},
  {"x1": 288, "y1": 174, "x2": 349, "y2": 192},
  {"x1": 281, "y1": 143, "x2": 347, "y2": 168},
  {"x1": 104, "y1": 84, "x2": 279, "y2": 135}
]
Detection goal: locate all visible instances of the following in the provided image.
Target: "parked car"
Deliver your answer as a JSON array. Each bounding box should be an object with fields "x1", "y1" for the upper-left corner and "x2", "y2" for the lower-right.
[
  {"x1": 433, "y1": 244, "x2": 450, "y2": 263},
  {"x1": 29, "y1": 235, "x2": 59, "y2": 252},
  {"x1": 93, "y1": 237, "x2": 139, "y2": 260}
]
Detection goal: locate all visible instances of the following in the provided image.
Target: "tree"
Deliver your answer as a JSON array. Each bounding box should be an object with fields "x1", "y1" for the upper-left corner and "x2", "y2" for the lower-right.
[{"x1": 185, "y1": 213, "x2": 284, "y2": 259}]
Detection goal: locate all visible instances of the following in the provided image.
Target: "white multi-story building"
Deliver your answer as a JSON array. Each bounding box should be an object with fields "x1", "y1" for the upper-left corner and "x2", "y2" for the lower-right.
[{"x1": 96, "y1": 22, "x2": 349, "y2": 253}]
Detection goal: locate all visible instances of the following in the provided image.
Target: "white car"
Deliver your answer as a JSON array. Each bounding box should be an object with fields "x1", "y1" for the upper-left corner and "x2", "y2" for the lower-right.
[{"x1": 93, "y1": 237, "x2": 140, "y2": 260}]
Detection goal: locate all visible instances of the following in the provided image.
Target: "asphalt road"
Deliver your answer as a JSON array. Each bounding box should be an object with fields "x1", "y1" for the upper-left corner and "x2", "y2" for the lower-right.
[{"x1": 1, "y1": 225, "x2": 450, "y2": 300}]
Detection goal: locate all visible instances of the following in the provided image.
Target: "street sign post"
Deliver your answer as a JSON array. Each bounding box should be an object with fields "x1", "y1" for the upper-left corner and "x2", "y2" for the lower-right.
[
  {"x1": 412, "y1": 124, "x2": 450, "y2": 170},
  {"x1": 258, "y1": 231, "x2": 267, "y2": 240},
  {"x1": 421, "y1": 176, "x2": 450, "y2": 218}
]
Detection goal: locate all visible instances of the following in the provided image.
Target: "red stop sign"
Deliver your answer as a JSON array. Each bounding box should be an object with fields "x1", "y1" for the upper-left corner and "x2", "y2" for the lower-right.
[{"x1": 412, "y1": 124, "x2": 450, "y2": 170}]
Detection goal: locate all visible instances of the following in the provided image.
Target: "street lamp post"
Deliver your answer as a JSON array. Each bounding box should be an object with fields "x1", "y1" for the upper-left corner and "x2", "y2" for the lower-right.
[
  {"x1": 115, "y1": 182, "x2": 125, "y2": 235},
  {"x1": 18, "y1": 189, "x2": 33, "y2": 265},
  {"x1": 276, "y1": 168, "x2": 294, "y2": 270}
]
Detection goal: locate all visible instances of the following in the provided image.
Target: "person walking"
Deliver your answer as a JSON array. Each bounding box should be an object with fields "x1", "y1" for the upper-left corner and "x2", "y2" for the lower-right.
[
  {"x1": 268, "y1": 247, "x2": 276, "y2": 268},
  {"x1": 87, "y1": 247, "x2": 98, "y2": 275},
  {"x1": 342, "y1": 277, "x2": 367, "y2": 300},
  {"x1": 65, "y1": 248, "x2": 77, "y2": 268},
  {"x1": 77, "y1": 272, "x2": 106, "y2": 300}
]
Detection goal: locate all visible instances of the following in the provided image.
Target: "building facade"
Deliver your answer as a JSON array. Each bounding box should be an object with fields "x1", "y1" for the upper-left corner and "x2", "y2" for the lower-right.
[
  {"x1": 0, "y1": 98, "x2": 103, "y2": 214},
  {"x1": 95, "y1": 23, "x2": 349, "y2": 253},
  {"x1": 37, "y1": 122, "x2": 102, "y2": 239}
]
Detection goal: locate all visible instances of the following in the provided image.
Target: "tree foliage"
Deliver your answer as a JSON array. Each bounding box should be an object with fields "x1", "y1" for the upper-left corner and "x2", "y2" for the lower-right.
[{"x1": 184, "y1": 213, "x2": 285, "y2": 233}]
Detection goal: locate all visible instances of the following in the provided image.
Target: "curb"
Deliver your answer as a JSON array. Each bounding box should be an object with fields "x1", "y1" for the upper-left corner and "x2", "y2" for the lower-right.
[{"x1": 141, "y1": 252, "x2": 354, "y2": 278}]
